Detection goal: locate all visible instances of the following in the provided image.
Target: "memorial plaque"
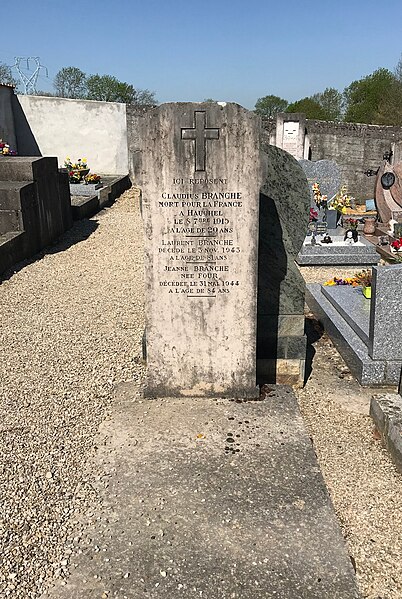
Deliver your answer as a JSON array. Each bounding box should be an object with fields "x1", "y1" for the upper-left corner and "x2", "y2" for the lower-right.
[
  {"x1": 137, "y1": 103, "x2": 261, "y2": 397},
  {"x1": 282, "y1": 121, "x2": 300, "y2": 157}
]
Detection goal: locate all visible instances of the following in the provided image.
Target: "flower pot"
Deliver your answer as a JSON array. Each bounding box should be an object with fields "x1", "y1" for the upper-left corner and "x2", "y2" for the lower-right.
[
  {"x1": 362, "y1": 286, "x2": 371, "y2": 299},
  {"x1": 363, "y1": 217, "x2": 376, "y2": 235},
  {"x1": 70, "y1": 168, "x2": 90, "y2": 182}
]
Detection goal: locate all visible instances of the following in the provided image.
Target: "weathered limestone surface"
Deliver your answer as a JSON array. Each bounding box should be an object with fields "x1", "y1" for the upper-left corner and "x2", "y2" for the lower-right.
[{"x1": 136, "y1": 103, "x2": 261, "y2": 397}]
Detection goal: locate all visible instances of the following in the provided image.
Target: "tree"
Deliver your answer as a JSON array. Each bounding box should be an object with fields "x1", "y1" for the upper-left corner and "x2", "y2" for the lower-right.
[
  {"x1": 54, "y1": 66, "x2": 87, "y2": 99},
  {"x1": 86, "y1": 74, "x2": 136, "y2": 103},
  {"x1": 134, "y1": 88, "x2": 157, "y2": 106},
  {"x1": 395, "y1": 53, "x2": 402, "y2": 83},
  {"x1": 0, "y1": 62, "x2": 18, "y2": 87},
  {"x1": 343, "y1": 68, "x2": 397, "y2": 124},
  {"x1": 286, "y1": 97, "x2": 327, "y2": 120},
  {"x1": 311, "y1": 87, "x2": 343, "y2": 121},
  {"x1": 254, "y1": 95, "x2": 288, "y2": 118}
]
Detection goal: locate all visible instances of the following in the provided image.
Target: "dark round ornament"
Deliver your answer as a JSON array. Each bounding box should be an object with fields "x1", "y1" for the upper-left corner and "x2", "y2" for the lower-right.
[{"x1": 381, "y1": 171, "x2": 395, "y2": 189}]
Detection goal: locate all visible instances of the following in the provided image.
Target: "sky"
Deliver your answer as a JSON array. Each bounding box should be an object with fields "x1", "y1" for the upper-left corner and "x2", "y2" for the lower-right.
[{"x1": 2, "y1": 0, "x2": 402, "y2": 109}]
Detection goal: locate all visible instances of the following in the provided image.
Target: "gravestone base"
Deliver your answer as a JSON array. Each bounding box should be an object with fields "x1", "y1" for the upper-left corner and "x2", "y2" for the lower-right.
[{"x1": 257, "y1": 357, "x2": 306, "y2": 386}]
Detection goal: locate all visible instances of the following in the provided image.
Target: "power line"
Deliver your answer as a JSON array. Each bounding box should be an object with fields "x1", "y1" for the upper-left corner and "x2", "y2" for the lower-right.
[{"x1": 13, "y1": 57, "x2": 48, "y2": 95}]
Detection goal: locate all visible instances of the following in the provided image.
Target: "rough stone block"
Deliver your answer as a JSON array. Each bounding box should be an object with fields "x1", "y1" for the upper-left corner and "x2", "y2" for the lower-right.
[{"x1": 370, "y1": 394, "x2": 402, "y2": 473}]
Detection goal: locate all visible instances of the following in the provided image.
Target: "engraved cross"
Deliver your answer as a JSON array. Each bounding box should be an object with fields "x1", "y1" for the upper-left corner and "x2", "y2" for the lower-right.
[{"x1": 181, "y1": 111, "x2": 220, "y2": 172}]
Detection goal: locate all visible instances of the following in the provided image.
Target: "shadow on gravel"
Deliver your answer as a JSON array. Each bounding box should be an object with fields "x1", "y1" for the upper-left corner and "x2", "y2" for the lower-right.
[
  {"x1": 0, "y1": 219, "x2": 99, "y2": 284},
  {"x1": 304, "y1": 314, "x2": 324, "y2": 385}
]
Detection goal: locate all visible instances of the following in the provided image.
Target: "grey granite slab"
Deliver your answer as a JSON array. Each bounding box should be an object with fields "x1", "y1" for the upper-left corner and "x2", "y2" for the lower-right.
[
  {"x1": 385, "y1": 361, "x2": 402, "y2": 385},
  {"x1": 46, "y1": 383, "x2": 361, "y2": 599},
  {"x1": 69, "y1": 182, "x2": 102, "y2": 196},
  {"x1": 321, "y1": 285, "x2": 370, "y2": 346},
  {"x1": 369, "y1": 265, "x2": 402, "y2": 360},
  {"x1": 299, "y1": 159, "x2": 341, "y2": 206},
  {"x1": 306, "y1": 284, "x2": 386, "y2": 385},
  {"x1": 297, "y1": 232, "x2": 380, "y2": 265}
]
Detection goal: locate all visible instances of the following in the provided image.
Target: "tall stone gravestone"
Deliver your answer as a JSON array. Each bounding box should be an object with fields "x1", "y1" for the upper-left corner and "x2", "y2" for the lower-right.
[
  {"x1": 136, "y1": 103, "x2": 310, "y2": 397},
  {"x1": 136, "y1": 103, "x2": 261, "y2": 397}
]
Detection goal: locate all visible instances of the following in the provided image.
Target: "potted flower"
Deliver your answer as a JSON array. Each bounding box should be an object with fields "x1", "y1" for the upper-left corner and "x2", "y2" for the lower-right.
[
  {"x1": 327, "y1": 185, "x2": 354, "y2": 229},
  {"x1": 64, "y1": 157, "x2": 90, "y2": 183},
  {"x1": 84, "y1": 173, "x2": 102, "y2": 185},
  {"x1": 354, "y1": 269, "x2": 372, "y2": 299}
]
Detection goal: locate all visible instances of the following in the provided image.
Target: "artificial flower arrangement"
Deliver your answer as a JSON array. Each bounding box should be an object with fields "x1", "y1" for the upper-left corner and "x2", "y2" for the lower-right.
[
  {"x1": 329, "y1": 185, "x2": 354, "y2": 213},
  {"x1": 390, "y1": 237, "x2": 402, "y2": 252},
  {"x1": 64, "y1": 157, "x2": 89, "y2": 183},
  {"x1": 85, "y1": 173, "x2": 101, "y2": 184},
  {"x1": 343, "y1": 218, "x2": 359, "y2": 230},
  {"x1": 64, "y1": 157, "x2": 101, "y2": 185},
  {"x1": 0, "y1": 139, "x2": 17, "y2": 156},
  {"x1": 312, "y1": 182, "x2": 328, "y2": 207},
  {"x1": 324, "y1": 269, "x2": 372, "y2": 287},
  {"x1": 324, "y1": 270, "x2": 372, "y2": 297}
]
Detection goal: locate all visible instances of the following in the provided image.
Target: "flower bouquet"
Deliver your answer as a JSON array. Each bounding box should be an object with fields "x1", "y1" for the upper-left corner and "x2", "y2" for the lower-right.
[
  {"x1": 329, "y1": 185, "x2": 354, "y2": 214},
  {"x1": 64, "y1": 157, "x2": 90, "y2": 183},
  {"x1": 324, "y1": 270, "x2": 372, "y2": 298},
  {"x1": 312, "y1": 182, "x2": 327, "y2": 208},
  {"x1": 84, "y1": 173, "x2": 101, "y2": 185}
]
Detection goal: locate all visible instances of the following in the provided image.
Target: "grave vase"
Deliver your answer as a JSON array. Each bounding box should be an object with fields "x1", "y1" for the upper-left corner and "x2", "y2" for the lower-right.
[
  {"x1": 362, "y1": 286, "x2": 371, "y2": 299},
  {"x1": 325, "y1": 209, "x2": 339, "y2": 230},
  {"x1": 363, "y1": 217, "x2": 376, "y2": 235}
]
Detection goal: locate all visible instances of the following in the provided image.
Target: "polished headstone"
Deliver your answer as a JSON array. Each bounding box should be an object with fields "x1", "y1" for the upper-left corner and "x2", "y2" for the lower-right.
[{"x1": 299, "y1": 159, "x2": 341, "y2": 205}]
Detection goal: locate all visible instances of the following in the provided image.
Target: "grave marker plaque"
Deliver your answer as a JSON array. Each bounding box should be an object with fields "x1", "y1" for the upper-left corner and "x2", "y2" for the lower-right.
[{"x1": 137, "y1": 103, "x2": 261, "y2": 397}]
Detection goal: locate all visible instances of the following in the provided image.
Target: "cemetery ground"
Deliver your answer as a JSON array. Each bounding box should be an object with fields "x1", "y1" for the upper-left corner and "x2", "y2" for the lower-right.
[{"x1": 1, "y1": 188, "x2": 402, "y2": 599}]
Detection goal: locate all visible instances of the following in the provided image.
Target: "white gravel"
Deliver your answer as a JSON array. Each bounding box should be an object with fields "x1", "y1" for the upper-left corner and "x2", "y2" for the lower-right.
[
  {"x1": 0, "y1": 188, "x2": 145, "y2": 598},
  {"x1": 1, "y1": 197, "x2": 402, "y2": 599}
]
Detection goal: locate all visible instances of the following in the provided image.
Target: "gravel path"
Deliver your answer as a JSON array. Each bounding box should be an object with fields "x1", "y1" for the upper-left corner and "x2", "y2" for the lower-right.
[
  {"x1": 0, "y1": 189, "x2": 145, "y2": 598},
  {"x1": 0, "y1": 194, "x2": 401, "y2": 599}
]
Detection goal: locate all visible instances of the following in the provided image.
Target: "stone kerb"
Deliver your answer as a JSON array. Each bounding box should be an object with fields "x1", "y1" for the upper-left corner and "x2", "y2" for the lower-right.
[{"x1": 137, "y1": 103, "x2": 261, "y2": 398}]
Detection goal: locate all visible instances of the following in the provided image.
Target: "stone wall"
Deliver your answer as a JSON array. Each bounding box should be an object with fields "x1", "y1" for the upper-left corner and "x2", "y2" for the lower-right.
[
  {"x1": 262, "y1": 116, "x2": 402, "y2": 200},
  {"x1": 17, "y1": 95, "x2": 129, "y2": 174}
]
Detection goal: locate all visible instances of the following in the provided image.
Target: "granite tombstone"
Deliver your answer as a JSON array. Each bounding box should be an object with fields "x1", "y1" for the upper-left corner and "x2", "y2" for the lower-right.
[{"x1": 299, "y1": 159, "x2": 341, "y2": 206}]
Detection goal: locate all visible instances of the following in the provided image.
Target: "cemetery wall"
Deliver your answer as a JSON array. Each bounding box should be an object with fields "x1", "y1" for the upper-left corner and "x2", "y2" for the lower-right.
[
  {"x1": 262, "y1": 117, "x2": 402, "y2": 200},
  {"x1": 17, "y1": 95, "x2": 129, "y2": 174},
  {"x1": 307, "y1": 120, "x2": 402, "y2": 200}
]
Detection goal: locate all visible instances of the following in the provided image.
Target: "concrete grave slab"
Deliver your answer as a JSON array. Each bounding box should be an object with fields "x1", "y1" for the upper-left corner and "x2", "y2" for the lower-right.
[{"x1": 45, "y1": 383, "x2": 361, "y2": 599}]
